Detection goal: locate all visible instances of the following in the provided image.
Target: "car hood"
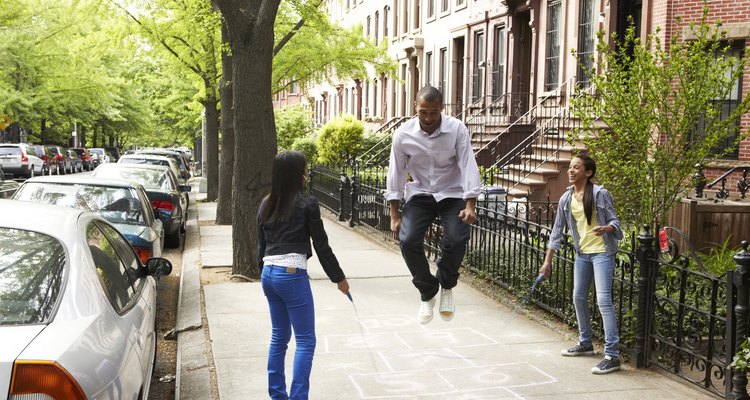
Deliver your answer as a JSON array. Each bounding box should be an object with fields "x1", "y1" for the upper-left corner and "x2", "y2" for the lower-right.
[{"x1": 0, "y1": 325, "x2": 45, "y2": 398}]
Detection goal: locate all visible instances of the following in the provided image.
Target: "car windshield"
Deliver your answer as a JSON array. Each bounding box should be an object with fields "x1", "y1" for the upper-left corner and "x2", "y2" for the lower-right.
[
  {"x1": 0, "y1": 147, "x2": 20, "y2": 156},
  {"x1": 90, "y1": 149, "x2": 104, "y2": 155},
  {"x1": 15, "y1": 183, "x2": 146, "y2": 225},
  {"x1": 0, "y1": 228, "x2": 65, "y2": 325},
  {"x1": 94, "y1": 167, "x2": 172, "y2": 190},
  {"x1": 49, "y1": 147, "x2": 62, "y2": 155}
]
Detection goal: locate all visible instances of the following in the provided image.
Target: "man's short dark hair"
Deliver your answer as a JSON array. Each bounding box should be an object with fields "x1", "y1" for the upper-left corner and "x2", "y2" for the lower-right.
[{"x1": 416, "y1": 86, "x2": 443, "y2": 104}]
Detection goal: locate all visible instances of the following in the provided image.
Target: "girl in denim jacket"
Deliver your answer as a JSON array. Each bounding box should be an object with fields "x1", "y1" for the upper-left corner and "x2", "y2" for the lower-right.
[
  {"x1": 257, "y1": 150, "x2": 350, "y2": 399},
  {"x1": 539, "y1": 154, "x2": 623, "y2": 375}
]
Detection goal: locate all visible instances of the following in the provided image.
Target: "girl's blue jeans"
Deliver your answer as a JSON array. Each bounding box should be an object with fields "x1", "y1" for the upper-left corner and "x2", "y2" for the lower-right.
[
  {"x1": 573, "y1": 252, "x2": 620, "y2": 358},
  {"x1": 261, "y1": 265, "x2": 316, "y2": 400}
]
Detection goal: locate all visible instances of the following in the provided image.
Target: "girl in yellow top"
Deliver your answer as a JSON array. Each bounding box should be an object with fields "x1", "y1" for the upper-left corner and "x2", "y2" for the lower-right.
[{"x1": 539, "y1": 154, "x2": 623, "y2": 374}]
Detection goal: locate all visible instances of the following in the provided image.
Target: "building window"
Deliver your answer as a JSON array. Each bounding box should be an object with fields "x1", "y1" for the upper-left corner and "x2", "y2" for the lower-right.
[
  {"x1": 384, "y1": 6, "x2": 389, "y2": 39},
  {"x1": 426, "y1": 51, "x2": 433, "y2": 87},
  {"x1": 366, "y1": 16, "x2": 371, "y2": 37},
  {"x1": 373, "y1": 79, "x2": 378, "y2": 117},
  {"x1": 472, "y1": 31, "x2": 485, "y2": 102},
  {"x1": 413, "y1": 0, "x2": 420, "y2": 31},
  {"x1": 401, "y1": 0, "x2": 408, "y2": 35},
  {"x1": 492, "y1": 26, "x2": 505, "y2": 100},
  {"x1": 428, "y1": 0, "x2": 435, "y2": 19},
  {"x1": 375, "y1": 11, "x2": 380, "y2": 44},
  {"x1": 392, "y1": 1, "x2": 398, "y2": 38},
  {"x1": 441, "y1": 0, "x2": 449, "y2": 13},
  {"x1": 576, "y1": 0, "x2": 595, "y2": 88},
  {"x1": 545, "y1": 0, "x2": 562, "y2": 91},
  {"x1": 439, "y1": 47, "x2": 448, "y2": 94},
  {"x1": 456, "y1": 0, "x2": 464, "y2": 6},
  {"x1": 290, "y1": 80, "x2": 299, "y2": 95},
  {"x1": 365, "y1": 81, "x2": 370, "y2": 117},
  {"x1": 692, "y1": 41, "x2": 745, "y2": 159}
]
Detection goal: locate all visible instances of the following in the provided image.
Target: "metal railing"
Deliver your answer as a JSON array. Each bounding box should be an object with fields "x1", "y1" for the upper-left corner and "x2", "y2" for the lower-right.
[
  {"x1": 479, "y1": 77, "x2": 589, "y2": 194},
  {"x1": 309, "y1": 162, "x2": 750, "y2": 398}
]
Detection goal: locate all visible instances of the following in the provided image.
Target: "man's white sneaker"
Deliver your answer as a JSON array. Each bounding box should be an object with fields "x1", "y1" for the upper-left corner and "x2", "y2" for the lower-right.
[
  {"x1": 439, "y1": 288, "x2": 455, "y2": 321},
  {"x1": 417, "y1": 296, "x2": 437, "y2": 324}
]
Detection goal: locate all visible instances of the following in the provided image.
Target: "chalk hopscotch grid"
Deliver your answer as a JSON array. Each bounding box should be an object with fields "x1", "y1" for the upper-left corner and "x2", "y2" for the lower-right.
[{"x1": 322, "y1": 314, "x2": 557, "y2": 399}]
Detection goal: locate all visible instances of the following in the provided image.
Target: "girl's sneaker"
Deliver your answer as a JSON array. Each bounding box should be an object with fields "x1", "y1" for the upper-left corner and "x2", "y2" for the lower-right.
[
  {"x1": 560, "y1": 342, "x2": 595, "y2": 356},
  {"x1": 591, "y1": 355, "x2": 621, "y2": 374}
]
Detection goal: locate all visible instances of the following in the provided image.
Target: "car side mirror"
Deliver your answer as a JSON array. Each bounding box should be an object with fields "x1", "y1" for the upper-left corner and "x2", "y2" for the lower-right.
[
  {"x1": 146, "y1": 257, "x2": 172, "y2": 277},
  {"x1": 180, "y1": 185, "x2": 192, "y2": 193}
]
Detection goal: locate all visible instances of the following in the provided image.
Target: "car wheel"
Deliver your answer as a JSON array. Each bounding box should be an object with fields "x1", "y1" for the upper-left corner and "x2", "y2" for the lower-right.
[{"x1": 28, "y1": 167, "x2": 35, "y2": 178}]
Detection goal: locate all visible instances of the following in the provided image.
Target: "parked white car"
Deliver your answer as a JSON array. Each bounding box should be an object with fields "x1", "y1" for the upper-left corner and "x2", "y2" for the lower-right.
[
  {"x1": 118, "y1": 154, "x2": 183, "y2": 185},
  {"x1": 0, "y1": 143, "x2": 45, "y2": 179},
  {"x1": 88, "y1": 147, "x2": 111, "y2": 164},
  {"x1": 0, "y1": 199, "x2": 172, "y2": 399}
]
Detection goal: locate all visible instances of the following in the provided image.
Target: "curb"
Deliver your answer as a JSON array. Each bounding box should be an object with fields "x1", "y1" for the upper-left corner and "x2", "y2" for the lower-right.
[{"x1": 174, "y1": 198, "x2": 211, "y2": 400}]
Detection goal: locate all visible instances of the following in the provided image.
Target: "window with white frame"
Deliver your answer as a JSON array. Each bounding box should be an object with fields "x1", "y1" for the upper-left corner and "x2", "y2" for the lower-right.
[
  {"x1": 384, "y1": 6, "x2": 389, "y2": 39},
  {"x1": 413, "y1": 0, "x2": 420, "y2": 31},
  {"x1": 441, "y1": 0, "x2": 449, "y2": 13},
  {"x1": 426, "y1": 51, "x2": 433, "y2": 87},
  {"x1": 472, "y1": 31, "x2": 485, "y2": 102},
  {"x1": 375, "y1": 11, "x2": 380, "y2": 44},
  {"x1": 576, "y1": 0, "x2": 595, "y2": 88},
  {"x1": 545, "y1": 0, "x2": 562, "y2": 91},
  {"x1": 439, "y1": 47, "x2": 448, "y2": 94},
  {"x1": 428, "y1": 0, "x2": 435, "y2": 19},
  {"x1": 492, "y1": 26, "x2": 505, "y2": 99}
]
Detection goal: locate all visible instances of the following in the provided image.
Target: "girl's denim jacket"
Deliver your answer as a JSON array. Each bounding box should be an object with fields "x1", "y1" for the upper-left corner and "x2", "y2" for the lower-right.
[
  {"x1": 548, "y1": 184, "x2": 623, "y2": 256},
  {"x1": 257, "y1": 194, "x2": 345, "y2": 283}
]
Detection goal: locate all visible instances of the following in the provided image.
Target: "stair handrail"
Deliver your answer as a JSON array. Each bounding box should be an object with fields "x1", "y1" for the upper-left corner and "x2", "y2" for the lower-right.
[
  {"x1": 358, "y1": 116, "x2": 413, "y2": 166},
  {"x1": 489, "y1": 78, "x2": 597, "y2": 192},
  {"x1": 475, "y1": 75, "x2": 577, "y2": 157}
]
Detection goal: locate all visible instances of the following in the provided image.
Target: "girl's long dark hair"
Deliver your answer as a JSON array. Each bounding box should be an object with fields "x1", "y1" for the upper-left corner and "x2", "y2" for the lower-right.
[
  {"x1": 576, "y1": 153, "x2": 597, "y2": 225},
  {"x1": 258, "y1": 150, "x2": 307, "y2": 224}
]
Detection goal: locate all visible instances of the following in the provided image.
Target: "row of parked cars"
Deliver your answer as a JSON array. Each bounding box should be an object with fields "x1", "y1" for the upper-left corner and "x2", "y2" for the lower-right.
[
  {"x1": 0, "y1": 143, "x2": 120, "y2": 179},
  {"x1": 0, "y1": 147, "x2": 193, "y2": 399}
]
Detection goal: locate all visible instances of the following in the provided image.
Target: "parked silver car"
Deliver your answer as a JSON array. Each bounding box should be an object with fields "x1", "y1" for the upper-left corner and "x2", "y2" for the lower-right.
[
  {"x1": 12, "y1": 176, "x2": 165, "y2": 263},
  {"x1": 0, "y1": 199, "x2": 171, "y2": 399},
  {"x1": 0, "y1": 143, "x2": 45, "y2": 179},
  {"x1": 92, "y1": 163, "x2": 190, "y2": 248}
]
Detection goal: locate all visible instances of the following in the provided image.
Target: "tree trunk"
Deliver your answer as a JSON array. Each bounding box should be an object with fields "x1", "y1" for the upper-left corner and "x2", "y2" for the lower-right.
[
  {"x1": 215, "y1": 0, "x2": 281, "y2": 278},
  {"x1": 203, "y1": 91, "x2": 220, "y2": 201},
  {"x1": 40, "y1": 119, "x2": 47, "y2": 144},
  {"x1": 216, "y1": 21, "x2": 235, "y2": 225}
]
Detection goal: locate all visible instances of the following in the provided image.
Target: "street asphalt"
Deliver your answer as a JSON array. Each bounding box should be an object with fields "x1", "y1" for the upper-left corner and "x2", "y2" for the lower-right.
[{"x1": 174, "y1": 183, "x2": 715, "y2": 399}]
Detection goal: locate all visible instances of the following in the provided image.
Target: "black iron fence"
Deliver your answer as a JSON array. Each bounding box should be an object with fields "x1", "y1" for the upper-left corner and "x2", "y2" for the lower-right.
[{"x1": 310, "y1": 162, "x2": 750, "y2": 399}]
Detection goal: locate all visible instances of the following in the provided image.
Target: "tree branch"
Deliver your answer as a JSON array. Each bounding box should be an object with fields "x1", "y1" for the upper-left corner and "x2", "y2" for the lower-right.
[{"x1": 272, "y1": 0, "x2": 325, "y2": 57}]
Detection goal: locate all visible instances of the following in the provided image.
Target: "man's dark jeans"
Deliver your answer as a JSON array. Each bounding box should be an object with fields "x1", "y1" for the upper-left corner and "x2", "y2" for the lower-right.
[{"x1": 399, "y1": 195, "x2": 470, "y2": 301}]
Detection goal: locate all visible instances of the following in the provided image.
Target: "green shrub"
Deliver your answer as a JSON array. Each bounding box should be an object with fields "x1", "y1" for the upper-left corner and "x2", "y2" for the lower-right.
[
  {"x1": 275, "y1": 105, "x2": 313, "y2": 150},
  {"x1": 316, "y1": 114, "x2": 364, "y2": 165},
  {"x1": 291, "y1": 136, "x2": 318, "y2": 163}
]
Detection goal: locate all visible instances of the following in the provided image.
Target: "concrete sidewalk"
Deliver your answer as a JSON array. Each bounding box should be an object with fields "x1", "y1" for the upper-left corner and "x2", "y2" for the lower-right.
[{"x1": 176, "y1": 196, "x2": 713, "y2": 400}]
